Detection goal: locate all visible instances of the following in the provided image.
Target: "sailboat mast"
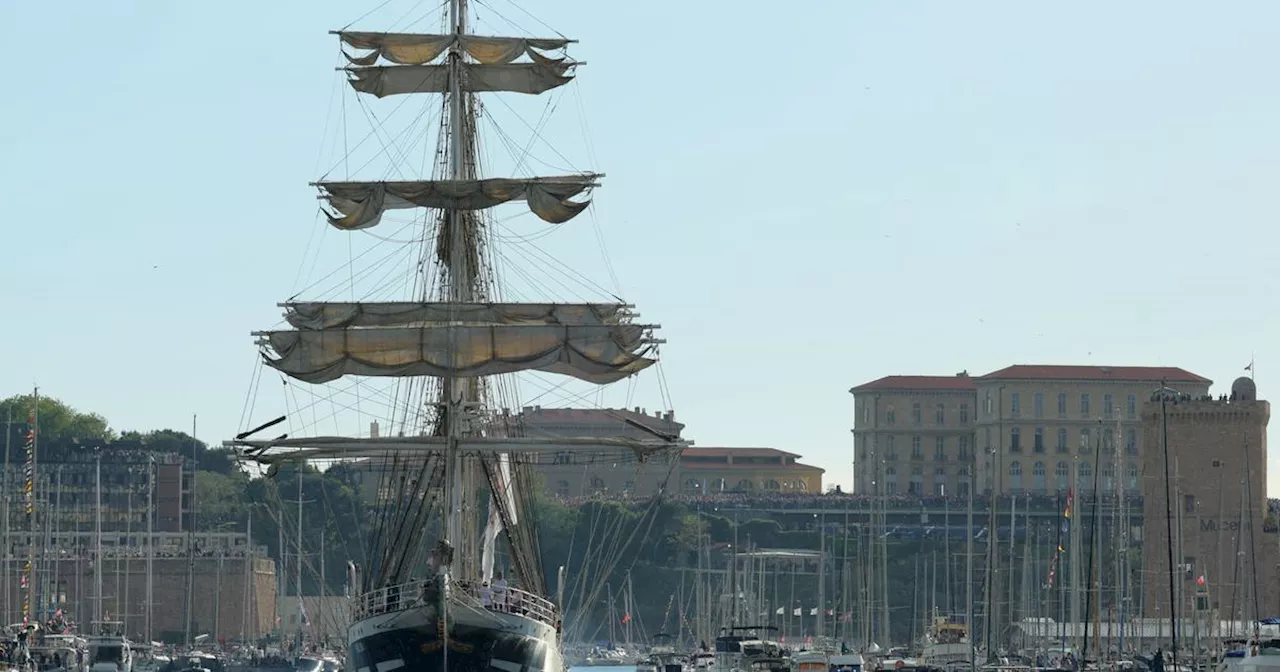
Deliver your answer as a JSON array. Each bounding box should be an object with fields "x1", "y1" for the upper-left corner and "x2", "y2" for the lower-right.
[
  {"x1": 146, "y1": 456, "x2": 154, "y2": 644},
  {"x1": 24, "y1": 386, "x2": 37, "y2": 628},
  {"x1": 320, "y1": 525, "x2": 326, "y2": 639},
  {"x1": 297, "y1": 470, "x2": 304, "y2": 638},
  {"x1": 3, "y1": 411, "x2": 10, "y2": 626},
  {"x1": 966, "y1": 448, "x2": 975, "y2": 667},
  {"x1": 184, "y1": 415, "x2": 197, "y2": 647},
  {"x1": 95, "y1": 452, "x2": 103, "y2": 629}
]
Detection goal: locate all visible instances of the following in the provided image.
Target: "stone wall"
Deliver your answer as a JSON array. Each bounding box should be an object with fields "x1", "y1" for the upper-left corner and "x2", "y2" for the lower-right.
[
  {"x1": 1141, "y1": 398, "x2": 1275, "y2": 626},
  {"x1": 0, "y1": 555, "x2": 276, "y2": 642}
]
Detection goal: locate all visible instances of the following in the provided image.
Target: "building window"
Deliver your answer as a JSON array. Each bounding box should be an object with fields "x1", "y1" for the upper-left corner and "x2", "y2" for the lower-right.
[
  {"x1": 1058, "y1": 392, "x2": 1067, "y2": 417},
  {"x1": 886, "y1": 406, "x2": 896, "y2": 425},
  {"x1": 1080, "y1": 393, "x2": 1091, "y2": 417},
  {"x1": 958, "y1": 435, "x2": 970, "y2": 461},
  {"x1": 1079, "y1": 428, "x2": 1091, "y2": 454},
  {"x1": 681, "y1": 479, "x2": 698, "y2": 495},
  {"x1": 985, "y1": 392, "x2": 993, "y2": 415},
  {"x1": 1125, "y1": 429, "x2": 1137, "y2": 456},
  {"x1": 1009, "y1": 461, "x2": 1023, "y2": 491},
  {"x1": 935, "y1": 404, "x2": 945, "y2": 425},
  {"x1": 557, "y1": 480, "x2": 571, "y2": 496},
  {"x1": 1102, "y1": 463, "x2": 1115, "y2": 489},
  {"x1": 1032, "y1": 461, "x2": 1046, "y2": 493},
  {"x1": 885, "y1": 435, "x2": 897, "y2": 460},
  {"x1": 1184, "y1": 556, "x2": 1196, "y2": 580},
  {"x1": 959, "y1": 404, "x2": 970, "y2": 424},
  {"x1": 863, "y1": 403, "x2": 871, "y2": 424},
  {"x1": 1056, "y1": 428, "x2": 1068, "y2": 453},
  {"x1": 1184, "y1": 494, "x2": 1195, "y2": 514},
  {"x1": 1103, "y1": 430, "x2": 1115, "y2": 453},
  {"x1": 934, "y1": 467, "x2": 947, "y2": 495},
  {"x1": 958, "y1": 468, "x2": 970, "y2": 497},
  {"x1": 1011, "y1": 393, "x2": 1021, "y2": 417},
  {"x1": 1034, "y1": 426, "x2": 1045, "y2": 453},
  {"x1": 935, "y1": 436, "x2": 946, "y2": 462},
  {"x1": 909, "y1": 466, "x2": 924, "y2": 495},
  {"x1": 911, "y1": 436, "x2": 923, "y2": 460},
  {"x1": 1104, "y1": 393, "x2": 1114, "y2": 419},
  {"x1": 735, "y1": 479, "x2": 754, "y2": 491},
  {"x1": 1055, "y1": 461, "x2": 1070, "y2": 491},
  {"x1": 1078, "y1": 461, "x2": 1092, "y2": 488},
  {"x1": 1010, "y1": 427, "x2": 1021, "y2": 452},
  {"x1": 885, "y1": 467, "x2": 897, "y2": 494},
  {"x1": 912, "y1": 402, "x2": 922, "y2": 424},
  {"x1": 764, "y1": 479, "x2": 780, "y2": 490},
  {"x1": 984, "y1": 427, "x2": 991, "y2": 451},
  {"x1": 1127, "y1": 393, "x2": 1137, "y2": 418},
  {"x1": 1128, "y1": 463, "x2": 1139, "y2": 489},
  {"x1": 1034, "y1": 392, "x2": 1044, "y2": 418}
]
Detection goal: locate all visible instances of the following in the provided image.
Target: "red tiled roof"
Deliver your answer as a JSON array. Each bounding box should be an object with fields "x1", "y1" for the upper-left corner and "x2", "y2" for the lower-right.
[
  {"x1": 517, "y1": 407, "x2": 685, "y2": 429},
  {"x1": 977, "y1": 365, "x2": 1211, "y2": 384},
  {"x1": 680, "y1": 461, "x2": 826, "y2": 473},
  {"x1": 682, "y1": 447, "x2": 801, "y2": 459},
  {"x1": 849, "y1": 375, "x2": 976, "y2": 393}
]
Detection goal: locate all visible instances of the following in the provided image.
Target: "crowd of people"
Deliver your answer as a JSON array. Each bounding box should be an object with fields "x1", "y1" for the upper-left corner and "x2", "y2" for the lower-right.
[{"x1": 551, "y1": 490, "x2": 1153, "y2": 511}]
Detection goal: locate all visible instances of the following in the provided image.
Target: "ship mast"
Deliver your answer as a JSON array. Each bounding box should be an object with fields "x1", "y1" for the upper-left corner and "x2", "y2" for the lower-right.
[{"x1": 441, "y1": 0, "x2": 472, "y2": 575}]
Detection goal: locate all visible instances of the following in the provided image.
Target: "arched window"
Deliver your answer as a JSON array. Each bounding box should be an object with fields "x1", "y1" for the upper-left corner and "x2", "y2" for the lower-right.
[
  {"x1": 1009, "y1": 461, "x2": 1023, "y2": 491},
  {"x1": 764, "y1": 479, "x2": 780, "y2": 491},
  {"x1": 1055, "y1": 462, "x2": 1069, "y2": 492},
  {"x1": 735, "y1": 479, "x2": 754, "y2": 491},
  {"x1": 796, "y1": 480, "x2": 809, "y2": 491},
  {"x1": 1032, "y1": 461, "x2": 1046, "y2": 493},
  {"x1": 590, "y1": 476, "x2": 605, "y2": 491},
  {"x1": 712, "y1": 477, "x2": 727, "y2": 492}
]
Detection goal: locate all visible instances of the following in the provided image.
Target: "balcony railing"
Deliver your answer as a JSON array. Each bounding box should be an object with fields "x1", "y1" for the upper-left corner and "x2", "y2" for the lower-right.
[{"x1": 351, "y1": 578, "x2": 558, "y2": 628}]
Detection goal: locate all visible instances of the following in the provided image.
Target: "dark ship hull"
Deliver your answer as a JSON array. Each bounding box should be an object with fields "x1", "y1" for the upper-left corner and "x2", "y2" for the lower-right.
[{"x1": 348, "y1": 579, "x2": 563, "y2": 672}]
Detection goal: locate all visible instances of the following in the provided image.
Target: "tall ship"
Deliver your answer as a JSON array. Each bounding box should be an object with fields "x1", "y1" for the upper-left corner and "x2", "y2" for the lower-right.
[{"x1": 229, "y1": 0, "x2": 683, "y2": 671}]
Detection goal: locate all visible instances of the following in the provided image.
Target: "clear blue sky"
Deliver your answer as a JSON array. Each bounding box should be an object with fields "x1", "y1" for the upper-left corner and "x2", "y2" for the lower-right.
[{"x1": 3, "y1": 0, "x2": 1279, "y2": 494}]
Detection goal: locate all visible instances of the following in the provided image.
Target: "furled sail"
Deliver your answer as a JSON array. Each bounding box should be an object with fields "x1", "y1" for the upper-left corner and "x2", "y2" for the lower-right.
[
  {"x1": 339, "y1": 32, "x2": 572, "y2": 66},
  {"x1": 260, "y1": 324, "x2": 656, "y2": 384},
  {"x1": 283, "y1": 302, "x2": 629, "y2": 330},
  {"x1": 317, "y1": 176, "x2": 600, "y2": 229},
  {"x1": 347, "y1": 53, "x2": 575, "y2": 98}
]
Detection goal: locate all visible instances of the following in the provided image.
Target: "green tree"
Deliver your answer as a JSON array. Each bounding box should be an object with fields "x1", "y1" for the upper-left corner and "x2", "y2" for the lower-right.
[
  {"x1": 195, "y1": 470, "x2": 251, "y2": 529},
  {"x1": 0, "y1": 394, "x2": 113, "y2": 442},
  {"x1": 119, "y1": 429, "x2": 236, "y2": 474}
]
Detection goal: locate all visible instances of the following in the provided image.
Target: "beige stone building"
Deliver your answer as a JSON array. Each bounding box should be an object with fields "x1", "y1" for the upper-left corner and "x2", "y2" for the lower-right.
[
  {"x1": 974, "y1": 365, "x2": 1211, "y2": 495},
  {"x1": 1140, "y1": 377, "x2": 1275, "y2": 623},
  {"x1": 850, "y1": 365, "x2": 1213, "y2": 496},
  {"x1": 849, "y1": 373, "x2": 978, "y2": 496},
  {"x1": 344, "y1": 407, "x2": 824, "y2": 498}
]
